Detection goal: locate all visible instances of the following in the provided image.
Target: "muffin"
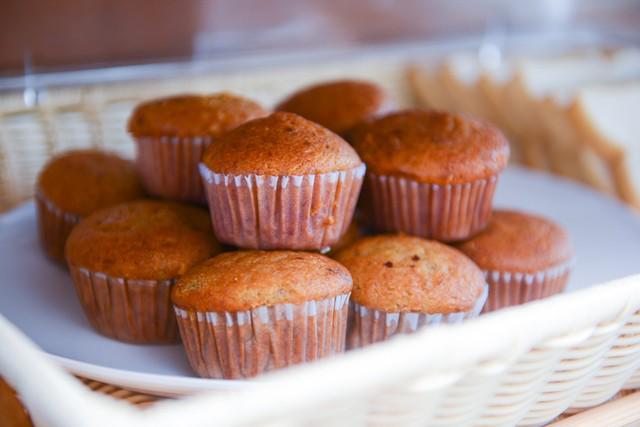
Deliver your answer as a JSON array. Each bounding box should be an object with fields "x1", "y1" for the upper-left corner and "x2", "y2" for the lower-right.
[
  {"x1": 65, "y1": 200, "x2": 220, "y2": 343},
  {"x1": 172, "y1": 250, "x2": 352, "y2": 379},
  {"x1": 456, "y1": 209, "x2": 574, "y2": 312},
  {"x1": 128, "y1": 93, "x2": 267, "y2": 203},
  {"x1": 35, "y1": 149, "x2": 144, "y2": 263},
  {"x1": 276, "y1": 79, "x2": 391, "y2": 137},
  {"x1": 200, "y1": 112, "x2": 365, "y2": 250},
  {"x1": 351, "y1": 110, "x2": 510, "y2": 241},
  {"x1": 333, "y1": 234, "x2": 487, "y2": 348}
]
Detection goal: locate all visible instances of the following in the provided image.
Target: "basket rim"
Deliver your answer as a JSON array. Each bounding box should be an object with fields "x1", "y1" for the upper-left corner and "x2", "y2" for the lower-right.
[{"x1": 4, "y1": 273, "x2": 638, "y2": 426}]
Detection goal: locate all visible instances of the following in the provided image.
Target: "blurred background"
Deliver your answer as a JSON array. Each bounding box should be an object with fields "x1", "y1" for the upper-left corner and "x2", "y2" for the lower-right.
[
  {"x1": 1, "y1": 3, "x2": 640, "y2": 425},
  {"x1": 1, "y1": 0, "x2": 639, "y2": 76},
  {"x1": 0, "y1": 0, "x2": 639, "y2": 211}
]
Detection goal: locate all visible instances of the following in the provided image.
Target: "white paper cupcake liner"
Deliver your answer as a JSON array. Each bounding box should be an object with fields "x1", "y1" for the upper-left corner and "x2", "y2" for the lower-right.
[
  {"x1": 199, "y1": 163, "x2": 365, "y2": 250},
  {"x1": 363, "y1": 172, "x2": 498, "y2": 241},
  {"x1": 69, "y1": 265, "x2": 178, "y2": 343},
  {"x1": 347, "y1": 285, "x2": 488, "y2": 349},
  {"x1": 174, "y1": 293, "x2": 350, "y2": 379},
  {"x1": 482, "y1": 259, "x2": 575, "y2": 313},
  {"x1": 35, "y1": 189, "x2": 82, "y2": 263},
  {"x1": 135, "y1": 136, "x2": 212, "y2": 203}
]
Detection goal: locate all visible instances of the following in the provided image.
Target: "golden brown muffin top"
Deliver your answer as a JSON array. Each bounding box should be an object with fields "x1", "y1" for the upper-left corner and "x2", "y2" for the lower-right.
[
  {"x1": 351, "y1": 110, "x2": 510, "y2": 184},
  {"x1": 334, "y1": 234, "x2": 485, "y2": 313},
  {"x1": 65, "y1": 200, "x2": 220, "y2": 280},
  {"x1": 36, "y1": 149, "x2": 145, "y2": 216},
  {"x1": 172, "y1": 251, "x2": 352, "y2": 312},
  {"x1": 127, "y1": 93, "x2": 267, "y2": 138},
  {"x1": 456, "y1": 210, "x2": 574, "y2": 273},
  {"x1": 276, "y1": 80, "x2": 390, "y2": 136},
  {"x1": 201, "y1": 112, "x2": 363, "y2": 175}
]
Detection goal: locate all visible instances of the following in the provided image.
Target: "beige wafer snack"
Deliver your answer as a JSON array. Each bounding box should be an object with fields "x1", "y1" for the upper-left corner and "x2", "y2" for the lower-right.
[
  {"x1": 570, "y1": 81, "x2": 640, "y2": 207},
  {"x1": 527, "y1": 49, "x2": 640, "y2": 190},
  {"x1": 439, "y1": 53, "x2": 502, "y2": 124},
  {"x1": 498, "y1": 52, "x2": 608, "y2": 171},
  {"x1": 503, "y1": 49, "x2": 640, "y2": 179},
  {"x1": 441, "y1": 53, "x2": 525, "y2": 164},
  {"x1": 406, "y1": 62, "x2": 456, "y2": 111},
  {"x1": 480, "y1": 52, "x2": 570, "y2": 170},
  {"x1": 478, "y1": 56, "x2": 546, "y2": 169},
  {"x1": 501, "y1": 76, "x2": 553, "y2": 170},
  {"x1": 535, "y1": 98, "x2": 588, "y2": 183},
  {"x1": 537, "y1": 97, "x2": 618, "y2": 195}
]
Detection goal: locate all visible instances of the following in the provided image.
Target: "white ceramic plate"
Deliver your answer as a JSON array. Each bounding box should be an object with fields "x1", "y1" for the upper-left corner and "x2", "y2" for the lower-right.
[{"x1": 2, "y1": 166, "x2": 640, "y2": 397}]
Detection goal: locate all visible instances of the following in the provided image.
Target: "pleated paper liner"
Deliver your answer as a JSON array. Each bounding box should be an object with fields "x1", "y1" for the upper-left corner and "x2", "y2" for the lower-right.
[
  {"x1": 35, "y1": 190, "x2": 82, "y2": 263},
  {"x1": 135, "y1": 136, "x2": 212, "y2": 204},
  {"x1": 200, "y1": 163, "x2": 365, "y2": 250},
  {"x1": 175, "y1": 293, "x2": 350, "y2": 379},
  {"x1": 362, "y1": 172, "x2": 498, "y2": 242},
  {"x1": 482, "y1": 259, "x2": 575, "y2": 313},
  {"x1": 348, "y1": 285, "x2": 488, "y2": 349},
  {"x1": 69, "y1": 266, "x2": 178, "y2": 344}
]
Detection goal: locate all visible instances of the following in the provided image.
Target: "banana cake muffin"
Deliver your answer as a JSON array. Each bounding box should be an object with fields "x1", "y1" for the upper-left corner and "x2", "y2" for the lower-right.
[
  {"x1": 200, "y1": 111, "x2": 365, "y2": 250},
  {"x1": 334, "y1": 234, "x2": 487, "y2": 348},
  {"x1": 172, "y1": 250, "x2": 352, "y2": 379},
  {"x1": 456, "y1": 209, "x2": 574, "y2": 312},
  {"x1": 65, "y1": 200, "x2": 220, "y2": 343},
  {"x1": 129, "y1": 93, "x2": 267, "y2": 203},
  {"x1": 35, "y1": 149, "x2": 144, "y2": 263},
  {"x1": 276, "y1": 79, "x2": 391, "y2": 137},
  {"x1": 351, "y1": 110, "x2": 510, "y2": 241}
]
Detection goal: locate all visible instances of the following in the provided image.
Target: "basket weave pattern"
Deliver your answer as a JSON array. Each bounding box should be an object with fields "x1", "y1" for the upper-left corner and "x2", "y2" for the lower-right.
[
  {"x1": 351, "y1": 308, "x2": 640, "y2": 426},
  {"x1": 0, "y1": 96, "x2": 137, "y2": 212}
]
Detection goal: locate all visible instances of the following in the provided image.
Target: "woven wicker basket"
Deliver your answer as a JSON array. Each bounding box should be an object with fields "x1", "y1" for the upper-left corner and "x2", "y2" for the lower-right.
[{"x1": 1, "y1": 49, "x2": 640, "y2": 427}]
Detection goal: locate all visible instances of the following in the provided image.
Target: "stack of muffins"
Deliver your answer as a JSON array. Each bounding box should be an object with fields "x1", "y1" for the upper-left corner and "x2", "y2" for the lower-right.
[{"x1": 34, "y1": 79, "x2": 574, "y2": 380}]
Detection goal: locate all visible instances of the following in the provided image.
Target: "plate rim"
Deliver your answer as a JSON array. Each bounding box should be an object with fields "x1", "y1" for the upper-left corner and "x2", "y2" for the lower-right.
[{"x1": 49, "y1": 354, "x2": 252, "y2": 397}]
